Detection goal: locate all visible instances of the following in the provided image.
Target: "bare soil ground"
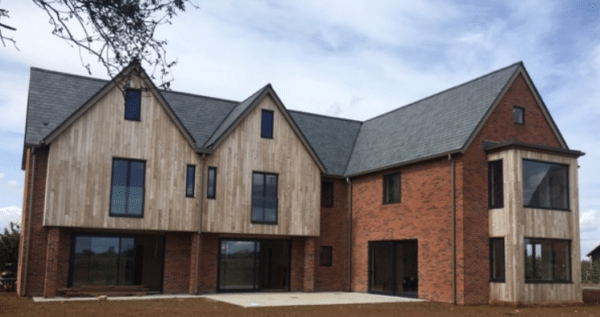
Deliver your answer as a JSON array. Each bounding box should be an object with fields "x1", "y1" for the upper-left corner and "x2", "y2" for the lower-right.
[{"x1": 2, "y1": 291, "x2": 600, "y2": 316}]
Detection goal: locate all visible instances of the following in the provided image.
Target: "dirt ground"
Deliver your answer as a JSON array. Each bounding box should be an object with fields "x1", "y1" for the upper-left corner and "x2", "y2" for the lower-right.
[{"x1": 3, "y1": 291, "x2": 600, "y2": 316}]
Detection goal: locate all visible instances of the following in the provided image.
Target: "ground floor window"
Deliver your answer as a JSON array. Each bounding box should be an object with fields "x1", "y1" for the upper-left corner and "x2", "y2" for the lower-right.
[
  {"x1": 524, "y1": 238, "x2": 571, "y2": 283},
  {"x1": 218, "y1": 239, "x2": 290, "y2": 292},
  {"x1": 369, "y1": 240, "x2": 417, "y2": 297},
  {"x1": 69, "y1": 234, "x2": 164, "y2": 292},
  {"x1": 490, "y1": 238, "x2": 505, "y2": 282}
]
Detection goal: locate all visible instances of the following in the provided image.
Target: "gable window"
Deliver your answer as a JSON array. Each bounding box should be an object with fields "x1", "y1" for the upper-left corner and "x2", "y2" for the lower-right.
[
  {"x1": 320, "y1": 246, "x2": 332, "y2": 267},
  {"x1": 522, "y1": 159, "x2": 569, "y2": 210},
  {"x1": 383, "y1": 172, "x2": 400, "y2": 204},
  {"x1": 490, "y1": 238, "x2": 505, "y2": 282},
  {"x1": 524, "y1": 238, "x2": 571, "y2": 283},
  {"x1": 261, "y1": 109, "x2": 274, "y2": 139},
  {"x1": 186, "y1": 165, "x2": 196, "y2": 197},
  {"x1": 251, "y1": 172, "x2": 278, "y2": 224},
  {"x1": 125, "y1": 89, "x2": 141, "y2": 121},
  {"x1": 513, "y1": 106, "x2": 524, "y2": 125},
  {"x1": 488, "y1": 160, "x2": 504, "y2": 209},
  {"x1": 321, "y1": 181, "x2": 334, "y2": 208},
  {"x1": 110, "y1": 158, "x2": 145, "y2": 217},
  {"x1": 207, "y1": 167, "x2": 216, "y2": 199}
]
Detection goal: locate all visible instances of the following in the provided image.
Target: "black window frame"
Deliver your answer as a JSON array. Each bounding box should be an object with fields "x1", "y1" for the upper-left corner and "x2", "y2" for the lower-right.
[
  {"x1": 251, "y1": 171, "x2": 278, "y2": 225},
  {"x1": 261, "y1": 109, "x2": 274, "y2": 139},
  {"x1": 207, "y1": 167, "x2": 217, "y2": 199},
  {"x1": 185, "y1": 165, "x2": 196, "y2": 198},
  {"x1": 522, "y1": 159, "x2": 570, "y2": 211},
  {"x1": 109, "y1": 158, "x2": 146, "y2": 218},
  {"x1": 513, "y1": 106, "x2": 524, "y2": 125},
  {"x1": 524, "y1": 238, "x2": 572, "y2": 283},
  {"x1": 488, "y1": 160, "x2": 504, "y2": 209},
  {"x1": 124, "y1": 89, "x2": 141, "y2": 121},
  {"x1": 382, "y1": 172, "x2": 401, "y2": 204},
  {"x1": 320, "y1": 246, "x2": 332, "y2": 267},
  {"x1": 489, "y1": 238, "x2": 505, "y2": 282},
  {"x1": 321, "y1": 181, "x2": 334, "y2": 208}
]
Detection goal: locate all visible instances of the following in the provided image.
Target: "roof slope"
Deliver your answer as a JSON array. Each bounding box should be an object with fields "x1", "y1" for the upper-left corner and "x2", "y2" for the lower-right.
[
  {"x1": 289, "y1": 111, "x2": 362, "y2": 176},
  {"x1": 344, "y1": 62, "x2": 520, "y2": 176}
]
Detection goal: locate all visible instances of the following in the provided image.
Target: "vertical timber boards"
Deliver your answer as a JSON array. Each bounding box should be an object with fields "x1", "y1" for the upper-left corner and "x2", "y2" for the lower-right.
[
  {"x1": 43, "y1": 78, "x2": 201, "y2": 231},
  {"x1": 203, "y1": 95, "x2": 321, "y2": 236}
]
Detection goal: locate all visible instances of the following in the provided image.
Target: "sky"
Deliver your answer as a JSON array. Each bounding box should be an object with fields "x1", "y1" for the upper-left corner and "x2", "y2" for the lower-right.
[{"x1": 0, "y1": 1, "x2": 599, "y2": 257}]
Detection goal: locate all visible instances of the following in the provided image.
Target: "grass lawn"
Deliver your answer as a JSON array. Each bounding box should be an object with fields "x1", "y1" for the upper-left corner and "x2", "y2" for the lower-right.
[{"x1": 2, "y1": 291, "x2": 600, "y2": 316}]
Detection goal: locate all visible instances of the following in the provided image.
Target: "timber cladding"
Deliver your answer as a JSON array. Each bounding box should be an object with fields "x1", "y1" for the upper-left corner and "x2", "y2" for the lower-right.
[
  {"x1": 202, "y1": 94, "x2": 321, "y2": 236},
  {"x1": 42, "y1": 78, "x2": 202, "y2": 231},
  {"x1": 488, "y1": 149, "x2": 581, "y2": 304}
]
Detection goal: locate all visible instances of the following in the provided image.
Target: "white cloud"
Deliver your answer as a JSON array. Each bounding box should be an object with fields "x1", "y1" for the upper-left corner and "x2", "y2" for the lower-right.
[
  {"x1": 0, "y1": 173, "x2": 4, "y2": 181},
  {"x1": 0, "y1": 206, "x2": 21, "y2": 231}
]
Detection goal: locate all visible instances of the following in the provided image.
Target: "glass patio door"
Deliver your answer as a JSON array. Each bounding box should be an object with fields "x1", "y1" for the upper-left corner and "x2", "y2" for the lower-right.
[{"x1": 369, "y1": 240, "x2": 418, "y2": 297}]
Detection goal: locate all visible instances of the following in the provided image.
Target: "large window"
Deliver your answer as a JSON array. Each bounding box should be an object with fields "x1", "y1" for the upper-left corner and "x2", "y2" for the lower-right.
[
  {"x1": 251, "y1": 172, "x2": 278, "y2": 224},
  {"x1": 490, "y1": 238, "x2": 505, "y2": 282},
  {"x1": 185, "y1": 165, "x2": 195, "y2": 197},
  {"x1": 321, "y1": 181, "x2": 333, "y2": 208},
  {"x1": 524, "y1": 238, "x2": 571, "y2": 283},
  {"x1": 110, "y1": 158, "x2": 145, "y2": 217},
  {"x1": 488, "y1": 160, "x2": 504, "y2": 208},
  {"x1": 261, "y1": 109, "x2": 274, "y2": 139},
  {"x1": 522, "y1": 160, "x2": 569, "y2": 210},
  {"x1": 207, "y1": 167, "x2": 216, "y2": 199},
  {"x1": 383, "y1": 172, "x2": 400, "y2": 204},
  {"x1": 125, "y1": 89, "x2": 141, "y2": 121}
]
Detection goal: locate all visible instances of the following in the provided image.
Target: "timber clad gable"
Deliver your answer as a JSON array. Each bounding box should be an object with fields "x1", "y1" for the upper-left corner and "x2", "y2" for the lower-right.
[{"x1": 17, "y1": 61, "x2": 584, "y2": 305}]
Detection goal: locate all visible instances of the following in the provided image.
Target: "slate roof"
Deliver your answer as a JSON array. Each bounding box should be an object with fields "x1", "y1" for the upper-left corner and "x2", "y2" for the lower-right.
[
  {"x1": 345, "y1": 62, "x2": 520, "y2": 175},
  {"x1": 24, "y1": 62, "x2": 547, "y2": 177}
]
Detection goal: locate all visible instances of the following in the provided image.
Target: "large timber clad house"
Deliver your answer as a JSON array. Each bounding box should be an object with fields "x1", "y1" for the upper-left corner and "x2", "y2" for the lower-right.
[{"x1": 17, "y1": 61, "x2": 584, "y2": 305}]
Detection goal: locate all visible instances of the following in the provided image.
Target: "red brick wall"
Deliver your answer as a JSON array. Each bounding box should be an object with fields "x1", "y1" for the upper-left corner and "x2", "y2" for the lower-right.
[
  {"x1": 351, "y1": 158, "x2": 453, "y2": 302},
  {"x1": 197, "y1": 233, "x2": 218, "y2": 293},
  {"x1": 290, "y1": 236, "x2": 305, "y2": 291},
  {"x1": 162, "y1": 232, "x2": 193, "y2": 294},
  {"x1": 454, "y1": 73, "x2": 562, "y2": 304},
  {"x1": 315, "y1": 178, "x2": 350, "y2": 291},
  {"x1": 16, "y1": 147, "x2": 49, "y2": 297}
]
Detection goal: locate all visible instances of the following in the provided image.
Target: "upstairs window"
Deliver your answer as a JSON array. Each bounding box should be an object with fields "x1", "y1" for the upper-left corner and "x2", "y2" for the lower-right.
[
  {"x1": 488, "y1": 160, "x2": 504, "y2": 209},
  {"x1": 261, "y1": 109, "x2": 274, "y2": 139},
  {"x1": 383, "y1": 172, "x2": 400, "y2": 204},
  {"x1": 110, "y1": 158, "x2": 145, "y2": 217},
  {"x1": 522, "y1": 160, "x2": 569, "y2": 210},
  {"x1": 186, "y1": 165, "x2": 195, "y2": 197},
  {"x1": 207, "y1": 167, "x2": 216, "y2": 199},
  {"x1": 321, "y1": 181, "x2": 334, "y2": 208},
  {"x1": 125, "y1": 89, "x2": 141, "y2": 121},
  {"x1": 251, "y1": 172, "x2": 278, "y2": 224},
  {"x1": 513, "y1": 106, "x2": 524, "y2": 125},
  {"x1": 490, "y1": 238, "x2": 505, "y2": 282},
  {"x1": 524, "y1": 238, "x2": 571, "y2": 283}
]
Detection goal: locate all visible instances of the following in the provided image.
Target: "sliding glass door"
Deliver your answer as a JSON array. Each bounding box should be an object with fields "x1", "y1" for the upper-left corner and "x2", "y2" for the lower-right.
[
  {"x1": 218, "y1": 239, "x2": 290, "y2": 292},
  {"x1": 369, "y1": 240, "x2": 418, "y2": 297}
]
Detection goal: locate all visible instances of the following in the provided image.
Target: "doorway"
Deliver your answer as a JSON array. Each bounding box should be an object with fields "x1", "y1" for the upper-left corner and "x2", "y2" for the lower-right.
[
  {"x1": 369, "y1": 240, "x2": 418, "y2": 297},
  {"x1": 217, "y1": 239, "x2": 290, "y2": 292}
]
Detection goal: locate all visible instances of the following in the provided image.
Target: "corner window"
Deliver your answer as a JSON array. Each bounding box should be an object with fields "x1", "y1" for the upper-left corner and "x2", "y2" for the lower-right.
[
  {"x1": 321, "y1": 181, "x2": 333, "y2": 208},
  {"x1": 320, "y1": 246, "x2": 332, "y2": 267},
  {"x1": 513, "y1": 106, "x2": 524, "y2": 125},
  {"x1": 207, "y1": 167, "x2": 216, "y2": 199},
  {"x1": 522, "y1": 160, "x2": 569, "y2": 210},
  {"x1": 110, "y1": 158, "x2": 145, "y2": 217},
  {"x1": 524, "y1": 238, "x2": 571, "y2": 283},
  {"x1": 261, "y1": 109, "x2": 274, "y2": 139},
  {"x1": 383, "y1": 172, "x2": 400, "y2": 204},
  {"x1": 490, "y1": 238, "x2": 505, "y2": 282},
  {"x1": 488, "y1": 160, "x2": 503, "y2": 209},
  {"x1": 186, "y1": 165, "x2": 195, "y2": 197},
  {"x1": 125, "y1": 89, "x2": 141, "y2": 121},
  {"x1": 251, "y1": 172, "x2": 278, "y2": 224}
]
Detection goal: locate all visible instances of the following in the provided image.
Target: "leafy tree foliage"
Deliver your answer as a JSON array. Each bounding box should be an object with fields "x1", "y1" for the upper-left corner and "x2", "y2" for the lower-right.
[
  {"x1": 0, "y1": 222, "x2": 19, "y2": 278},
  {"x1": 0, "y1": 0, "x2": 196, "y2": 89}
]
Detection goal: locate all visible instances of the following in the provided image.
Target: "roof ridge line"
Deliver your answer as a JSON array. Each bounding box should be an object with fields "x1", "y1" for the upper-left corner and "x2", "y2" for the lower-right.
[
  {"x1": 288, "y1": 109, "x2": 363, "y2": 123},
  {"x1": 31, "y1": 67, "x2": 109, "y2": 83},
  {"x1": 342, "y1": 121, "x2": 364, "y2": 176},
  {"x1": 160, "y1": 89, "x2": 240, "y2": 104},
  {"x1": 362, "y1": 61, "x2": 523, "y2": 123}
]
